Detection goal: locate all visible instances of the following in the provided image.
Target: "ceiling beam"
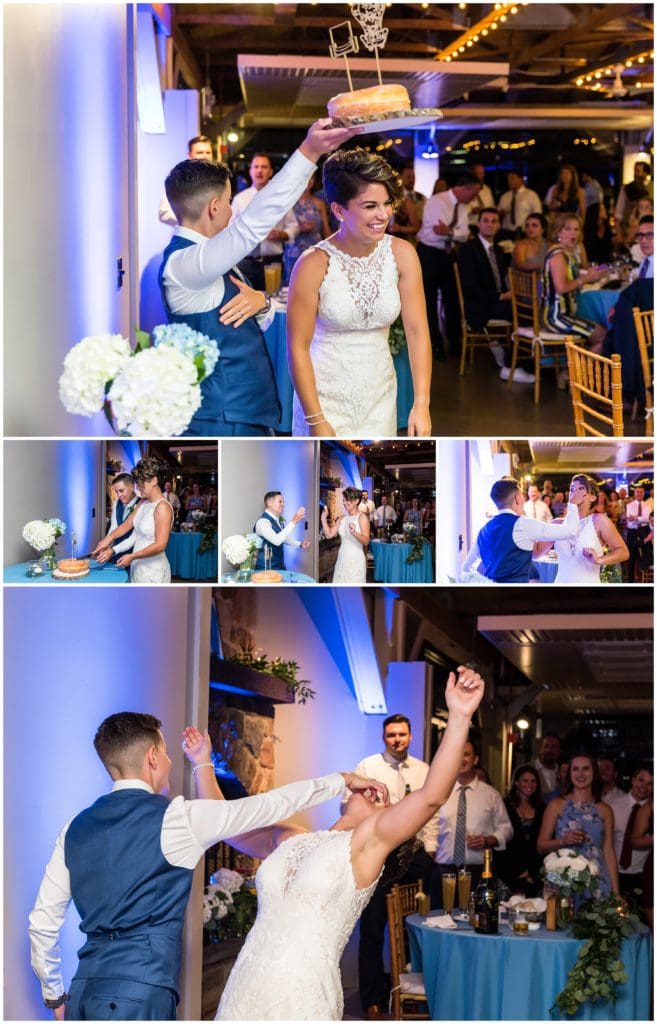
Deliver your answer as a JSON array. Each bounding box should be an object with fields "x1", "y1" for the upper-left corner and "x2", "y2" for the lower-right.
[
  {"x1": 511, "y1": 4, "x2": 634, "y2": 67},
  {"x1": 171, "y1": 23, "x2": 203, "y2": 89},
  {"x1": 177, "y1": 14, "x2": 460, "y2": 32}
]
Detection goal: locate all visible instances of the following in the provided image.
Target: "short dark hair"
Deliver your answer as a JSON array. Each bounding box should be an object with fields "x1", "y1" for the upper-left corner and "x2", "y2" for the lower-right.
[
  {"x1": 132, "y1": 457, "x2": 167, "y2": 489},
  {"x1": 454, "y1": 171, "x2": 480, "y2": 188},
  {"x1": 478, "y1": 206, "x2": 500, "y2": 221},
  {"x1": 634, "y1": 161, "x2": 651, "y2": 174},
  {"x1": 490, "y1": 478, "x2": 519, "y2": 509},
  {"x1": 632, "y1": 763, "x2": 654, "y2": 780},
  {"x1": 188, "y1": 134, "x2": 212, "y2": 151},
  {"x1": 264, "y1": 490, "x2": 282, "y2": 505},
  {"x1": 383, "y1": 714, "x2": 411, "y2": 733},
  {"x1": 165, "y1": 159, "x2": 231, "y2": 222},
  {"x1": 94, "y1": 712, "x2": 162, "y2": 775},
  {"x1": 525, "y1": 211, "x2": 548, "y2": 236},
  {"x1": 639, "y1": 214, "x2": 654, "y2": 225},
  {"x1": 251, "y1": 152, "x2": 273, "y2": 167},
  {"x1": 112, "y1": 472, "x2": 134, "y2": 487},
  {"x1": 322, "y1": 148, "x2": 403, "y2": 209}
]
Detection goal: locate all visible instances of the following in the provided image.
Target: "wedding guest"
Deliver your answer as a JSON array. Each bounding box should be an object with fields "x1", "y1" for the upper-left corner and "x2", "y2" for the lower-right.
[
  {"x1": 159, "y1": 119, "x2": 361, "y2": 437},
  {"x1": 283, "y1": 171, "x2": 330, "y2": 283},
  {"x1": 403, "y1": 496, "x2": 423, "y2": 531},
  {"x1": 230, "y1": 153, "x2": 299, "y2": 290},
  {"x1": 430, "y1": 740, "x2": 513, "y2": 905},
  {"x1": 544, "y1": 164, "x2": 586, "y2": 222},
  {"x1": 288, "y1": 148, "x2": 432, "y2": 437},
  {"x1": 347, "y1": 714, "x2": 439, "y2": 1020},
  {"x1": 359, "y1": 490, "x2": 376, "y2": 521},
  {"x1": 29, "y1": 713, "x2": 387, "y2": 1021},
  {"x1": 159, "y1": 135, "x2": 214, "y2": 228},
  {"x1": 533, "y1": 734, "x2": 562, "y2": 798},
  {"x1": 163, "y1": 480, "x2": 181, "y2": 515},
  {"x1": 541, "y1": 213, "x2": 607, "y2": 350},
  {"x1": 388, "y1": 166, "x2": 425, "y2": 246},
  {"x1": 496, "y1": 765, "x2": 545, "y2": 897},
  {"x1": 465, "y1": 161, "x2": 495, "y2": 228},
  {"x1": 416, "y1": 171, "x2": 481, "y2": 360},
  {"x1": 631, "y1": 796, "x2": 654, "y2": 926},
  {"x1": 614, "y1": 161, "x2": 653, "y2": 226},
  {"x1": 537, "y1": 754, "x2": 619, "y2": 897},
  {"x1": 185, "y1": 483, "x2": 206, "y2": 514},
  {"x1": 611, "y1": 765, "x2": 654, "y2": 903},
  {"x1": 254, "y1": 491, "x2": 310, "y2": 571},
  {"x1": 95, "y1": 472, "x2": 140, "y2": 564},
  {"x1": 512, "y1": 213, "x2": 549, "y2": 273},
  {"x1": 551, "y1": 490, "x2": 568, "y2": 518},
  {"x1": 374, "y1": 494, "x2": 396, "y2": 530},
  {"x1": 432, "y1": 177, "x2": 448, "y2": 195},
  {"x1": 524, "y1": 483, "x2": 553, "y2": 523},
  {"x1": 461, "y1": 478, "x2": 580, "y2": 583},
  {"x1": 598, "y1": 757, "x2": 624, "y2": 805},
  {"x1": 498, "y1": 171, "x2": 542, "y2": 240},
  {"x1": 625, "y1": 485, "x2": 653, "y2": 582}
]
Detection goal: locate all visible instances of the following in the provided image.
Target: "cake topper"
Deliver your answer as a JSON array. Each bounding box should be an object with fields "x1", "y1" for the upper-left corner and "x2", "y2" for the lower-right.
[
  {"x1": 351, "y1": 3, "x2": 389, "y2": 85},
  {"x1": 328, "y1": 21, "x2": 359, "y2": 94}
]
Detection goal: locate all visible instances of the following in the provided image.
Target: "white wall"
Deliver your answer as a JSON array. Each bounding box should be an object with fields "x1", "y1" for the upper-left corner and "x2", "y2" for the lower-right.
[
  {"x1": 3, "y1": 587, "x2": 196, "y2": 1021},
  {"x1": 220, "y1": 440, "x2": 317, "y2": 577},
  {"x1": 4, "y1": 441, "x2": 105, "y2": 565},
  {"x1": 3, "y1": 4, "x2": 132, "y2": 435}
]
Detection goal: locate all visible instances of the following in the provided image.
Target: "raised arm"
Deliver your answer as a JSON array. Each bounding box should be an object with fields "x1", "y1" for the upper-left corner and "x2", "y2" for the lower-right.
[
  {"x1": 351, "y1": 666, "x2": 484, "y2": 884},
  {"x1": 321, "y1": 506, "x2": 341, "y2": 539},
  {"x1": 183, "y1": 726, "x2": 224, "y2": 801},
  {"x1": 393, "y1": 238, "x2": 432, "y2": 436}
]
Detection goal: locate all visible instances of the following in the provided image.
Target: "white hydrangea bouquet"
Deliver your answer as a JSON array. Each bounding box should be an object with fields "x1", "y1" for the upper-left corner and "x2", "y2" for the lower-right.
[
  {"x1": 402, "y1": 522, "x2": 418, "y2": 535},
  {"x1": 23, "y1": 517, "x2": 67, "y2": 568},
  {"x1": 203, "y1": 868, "x2": 257, "y2": 940},
  {"x1": 59, "y1": 324, "x2": 219, "y2": 437},
  {"x1": 222, "y1": 533, "x2": 263, "y2": 569},
  {"x1": 542, "y1": 849, "x2": 599, "y2": 896}
]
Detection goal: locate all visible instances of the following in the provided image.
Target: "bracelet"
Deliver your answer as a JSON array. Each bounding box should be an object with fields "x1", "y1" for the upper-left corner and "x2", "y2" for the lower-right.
[
  {"x1": 192, "y1": 762, "x2": 214, "y2": 775},
  {"x1": 44, "y1": 994, "x2": 69, "y2": 1010},
  {"x1": 260, "y1": 295, "x2": 271, "y2": 315},
  {"x1": 304, "y1": 411, "x2": 325, "y2": 424}
]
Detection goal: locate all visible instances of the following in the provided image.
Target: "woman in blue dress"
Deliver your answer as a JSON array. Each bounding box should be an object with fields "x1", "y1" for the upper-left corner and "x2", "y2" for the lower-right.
[
  {"x1": 283, "y1": 172, "x2": 330, "y2": 284},
  {"x1": 538, "y1": 753, "x2": 619, "y2": 897}
]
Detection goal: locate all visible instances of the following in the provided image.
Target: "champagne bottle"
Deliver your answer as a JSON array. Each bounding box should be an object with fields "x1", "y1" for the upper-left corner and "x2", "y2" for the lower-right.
[{"x1": 474, "y1": 848, "x2": 499, "y2": 935}]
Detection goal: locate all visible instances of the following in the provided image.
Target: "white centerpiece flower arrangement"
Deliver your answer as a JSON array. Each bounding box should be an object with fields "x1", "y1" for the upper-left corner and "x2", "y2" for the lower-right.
[
  {"x1": 203, "y1": 868, "x2": 257, "y2": 941},
  {"x1": 222, "y1": 533, "x2": 263, "y2": 573},
  {"x1": 59, "y1": 325, "x2": 219, "y2": 437},
  {"x1": 542, "y1": 848, "x2": 599, "y2": 896},
  {"x1": 23, "y1": 518, "x2": 67, "y2": 569}
]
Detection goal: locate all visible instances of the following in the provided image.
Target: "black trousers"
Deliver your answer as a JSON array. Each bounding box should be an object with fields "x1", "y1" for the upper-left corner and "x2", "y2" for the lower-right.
[
  {"x1": 358, "y1": 849, "x2": 434, "y2": 1012},
  {"x1": 626, "y1": 526, "x2": 651, "y2": 582},
  {"x1": 417, "y1": 244, "x2": 461, "y2": 358}
]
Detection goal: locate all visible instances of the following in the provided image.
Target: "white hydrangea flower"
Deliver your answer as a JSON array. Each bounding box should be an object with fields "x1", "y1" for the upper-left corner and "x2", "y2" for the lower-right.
[
  {"x1": 544, "y1": 852, "x2": 562, "y2": 872},
  {"x1": 108, "y1": 347, "x2": 201, "y2": 437},
  {"x1": 59, "y1": 334, "x2": 131, "y2": 416},
  {"x1": 48, "y1": 518, "x2": 67, "y2": 537},
  {"x1": 152, "y1": 323, "x2": 219, "y2": 381},
  {"x1": 589, "y1": 861, "x2": 598, "y2": 876},
  {"x1": 222, "y1": 534, "x2": 251, "y2": 565},
  {"x1": 566, "y1": 856, "x2": 587, "y2": 872},
  {"x1": 23, "y1": 520, "x2": 57, "y2": 552},
  {"x1": 210, "y1": 868, "x2": 245, "y2": 895}
]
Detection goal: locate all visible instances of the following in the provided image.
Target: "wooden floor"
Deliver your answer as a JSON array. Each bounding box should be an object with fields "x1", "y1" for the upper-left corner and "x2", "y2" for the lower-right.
[{"x1": 426, "y1": 352, "x2": 646, "y2": 437}]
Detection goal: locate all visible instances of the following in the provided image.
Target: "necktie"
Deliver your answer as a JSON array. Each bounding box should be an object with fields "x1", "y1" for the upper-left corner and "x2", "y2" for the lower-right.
[
  {"x1": 638, "y1": 501, "x2": 642, "y2": 520},
  {"x1": 453, "y1": 785, "x2": 469, "y2": 866},
  {"x1": 638, "y1": 259, "x2": 648, "y2": 279},
  {"x1": 510, "y1": 191, "x2": 517, "y2": 229},
  {"x1": 530, "y1": 503, "x2": 536, "y2": 519},
  {"x1": 619, "y1": 803, "x2": 641, "y2": 869},
  {"x1": 487, "y1": 245, "x2": 502, "y2": 291},
  {"x1": 397, "y1": 766, "x2": 407, "y2": 802}
]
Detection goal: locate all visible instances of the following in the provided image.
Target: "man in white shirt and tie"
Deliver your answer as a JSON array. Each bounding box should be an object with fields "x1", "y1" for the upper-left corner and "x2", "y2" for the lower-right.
[
  {"x1": 524, "y1": 483, "x2": 553, "y2": 523},
  {"x1": 466, "y1": 162, "x2": 496, "y2": 228},
  {"x1": 431, "y1": 740, "x2": 512, "y2": 906},
  {"x1": 625, "y1": 485, "x2": 653, "y2": 581},
  {"x1": 374, "y1": 494, "x2": 396, "y2": 531},
  {"x1": 230, "y1": 152, "x2": 300, "y2": 289},
  {"x1": 612, "y1": 765, "x2": 653, "y2": 904},
  {"x1": 498, "y1": 171, "x2": 542, "y2": 239},
  {"x1": 416, "y1": 171, "x2": 481, "y2": 360}
]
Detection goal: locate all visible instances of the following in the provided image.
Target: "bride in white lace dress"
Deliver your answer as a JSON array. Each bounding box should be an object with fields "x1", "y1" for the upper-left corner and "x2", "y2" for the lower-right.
[
  {"x1": 288, "y1": 149, "x2": 432, "y2": 438},
  {"x1": 93, "y1": 458, "x2": 173, "y2": 583},
  {"x1": 185, "y1": 667, "x2": 484, "y2": 1022},
  {"x1": 534, "y1": 474, "x2": 628, "y2": 583},
  {"x1": 321, "y1": 486, "x2": 369, "y2": 584}
]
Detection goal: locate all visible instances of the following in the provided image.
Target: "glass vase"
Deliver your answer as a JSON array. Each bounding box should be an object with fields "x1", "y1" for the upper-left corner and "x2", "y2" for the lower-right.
[
  {"x1": 40, "y1": 546, "x2": 57, "y2": 570},
  {"x1": 556, "y1": 894, "x2": 575, "y2": 930}
]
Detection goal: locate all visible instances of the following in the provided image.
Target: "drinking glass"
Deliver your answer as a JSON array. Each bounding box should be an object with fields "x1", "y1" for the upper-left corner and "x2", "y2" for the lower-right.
[
  {"x1": 264, "y1": 263, "x2": 282, "y2": 295},
  {"x1": 442, "y1": 872, "x2": 456, "y2": 915},
  {"x1": 458, "y1": 869, "x2": 471, "y2": 912}
]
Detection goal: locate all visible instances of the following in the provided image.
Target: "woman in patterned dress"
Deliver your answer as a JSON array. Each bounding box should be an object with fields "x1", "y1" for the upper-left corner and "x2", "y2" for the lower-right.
[{"x1": 540, "y1": 213, "x2": 608, "y2": 350}]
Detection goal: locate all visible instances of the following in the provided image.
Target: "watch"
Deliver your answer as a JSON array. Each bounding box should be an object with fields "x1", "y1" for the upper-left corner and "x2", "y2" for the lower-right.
[{"x1": 44, "y1": 993, "x2": 68, "y2": 1009}]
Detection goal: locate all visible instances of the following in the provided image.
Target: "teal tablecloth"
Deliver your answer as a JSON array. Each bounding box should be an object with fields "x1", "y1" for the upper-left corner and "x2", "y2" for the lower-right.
[
  {"x1": 407, "y1": 913, "x2": 652, "y2": 1021},
  {"x1": 532, "y1": 556, "x2": 559, "y2": 582},
  {"x1": 220, "y1": 570, "x2": 315, "y2": 584},
  {"x1": 166, "y1": 532, "x2": 217, "y2": 580},
  {"x1": 577, "y1": 288, "x2": 621, "y2": 327},
  {"x1": 264, "y1": 309, "x2": 414, "y2": 434},
  {"x1": 4, "y1": 561, "x2": 129, "y2": 583},
  {"x1": 370, "y1": 540, "x2": 434, "y2": 583}
]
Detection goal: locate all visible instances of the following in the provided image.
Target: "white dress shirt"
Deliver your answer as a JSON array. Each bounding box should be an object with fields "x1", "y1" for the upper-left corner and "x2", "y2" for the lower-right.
[
  {"x1": 462, "y1": 502, "x2": 580, "y2": 573},
  {"x1": 417, "y1": 189, "x2": 471, "y2": 249},
  {"x1": 498, "y1": 186, "x2": 542, "y2": 232},
  {"x1": 375, "y1": 504, "x2": 397, "y2": 527},
  {"x1": 29, "y1": 774, "x2": 345, "y2": 1000},
  {"x1": 523, "y1": 498, "x2": 553, "y2": 523},
  {"x1": 611, "y1": 791, "x2": 650, "y2": 876},
  {"x1": 109, "y1": 496, "x2": 140, "y2": 555},
  {"x1": 347, "y1": 751, "x2": 439, "y2": 854},
  {"x1": 230, "y1": 185, "x2": 299, "y2": 256},
  {"x1": 625, "y1": 497, "x2": 653, "y2": 529},
  {"x1": 159, "y1": 190, "x2": 177, "y2": 228},
  {"x1": 533, "y1": 757, "x2": 558, "y2": 797},
  {"x1": 358, "y1": 499, "x2": 376, "y2": 520},
  {"x1": 434, "y1": 776, "x2": 513, "y2": 865},
  {"x1": 254, "y1": 515, "x2": 303, "y2": 549},
  {"x1": 466, "y1": 184, "x2": 496, "y2": 225},
  {"x1": 162, "y1": 148, "x2": 314, "y2": 315}
]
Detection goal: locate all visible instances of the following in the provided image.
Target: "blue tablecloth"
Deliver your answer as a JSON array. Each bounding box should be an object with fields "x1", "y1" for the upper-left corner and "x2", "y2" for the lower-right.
[
  {"x1": 370, "y1": 540, "x2": 434, "y2": 583},
  {"x1": 220, "y1": 569, "x2": 315, "y2": 584},
  {"x1": 166, "y1": 532, "x2": 217, "y2": 580},
  {"x1": 532, "y1": 556, "x2": 559, "y2": 582},
  {"x1": 4, "y1": 560, "x2": 129, "y2": 583},
  {"x1": 577, "y1": 288, "x2": 622, "y2": 327},
  {"x1": 407, "y1": 913, "x2": 652, "y2": 1021},
  {"x1": 264, "y1": 309, "x2": 414, "y2": 434}
]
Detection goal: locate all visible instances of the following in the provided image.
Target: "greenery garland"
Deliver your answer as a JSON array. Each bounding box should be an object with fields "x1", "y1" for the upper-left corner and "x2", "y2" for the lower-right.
[
  {"x1": 197, "y1": 518, "x2": 217, "y2": 554},
  {"x1": 406, "y1": 533, "x2": 428, "y2": 564},
  {"x1": 227, "y1": 643, "x2": 316, "y2": 703},
  {"x1": 551, "y1": 896, "x2": 640, "y2": 1017}
]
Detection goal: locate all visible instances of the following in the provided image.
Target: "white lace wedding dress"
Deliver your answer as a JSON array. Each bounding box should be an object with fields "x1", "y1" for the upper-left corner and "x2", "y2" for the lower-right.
[
  {"x1": 332, "y1": 514, "x2": 367, "y2": 584},
  {"x1": 130, "y1": 498, "x2": 172, "y2": 583},
  {"x1": 292, "y1": 235, "x2": 401, "y2": 437},
  {"x1": 553, "y1": 514, "x2": 604, "y2": 583},
  {"x1": 216, "y1": 830, "x2": 380, "y2": 1021}
]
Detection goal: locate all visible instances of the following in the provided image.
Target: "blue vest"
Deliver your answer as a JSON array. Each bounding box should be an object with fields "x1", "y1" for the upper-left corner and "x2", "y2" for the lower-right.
[
  {"x1": 477, "y1": 513, "x2": 533, "y2": 583},
  {"x1": 158, "y1": 235, "x2": 281, "y2": 433},
  {"x1": 64, "y1": 789, "x2": 193, "y2": 997},
  {"x1": 254, "y1": 512, "x2": 286, "y2": 571}
]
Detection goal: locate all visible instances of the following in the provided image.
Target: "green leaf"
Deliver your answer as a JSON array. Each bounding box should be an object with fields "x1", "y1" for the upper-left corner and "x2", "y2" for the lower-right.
[{"x1": 135, "y1": 328, "x2": 151, "y2": 351}]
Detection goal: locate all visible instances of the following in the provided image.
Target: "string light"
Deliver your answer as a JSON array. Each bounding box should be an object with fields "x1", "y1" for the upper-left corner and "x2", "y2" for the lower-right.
[
  {"x1": 436, "y1": 2, "x2": 522, "y2": 62},
  {"x1": 572, "y1": 49, "x2": 653, "y2": 92}
]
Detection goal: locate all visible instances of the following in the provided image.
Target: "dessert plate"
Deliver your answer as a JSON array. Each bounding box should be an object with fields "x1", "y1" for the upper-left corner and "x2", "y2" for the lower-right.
[{"x1": 330, "y1": 108, "x2": 442, "y2": 133}]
